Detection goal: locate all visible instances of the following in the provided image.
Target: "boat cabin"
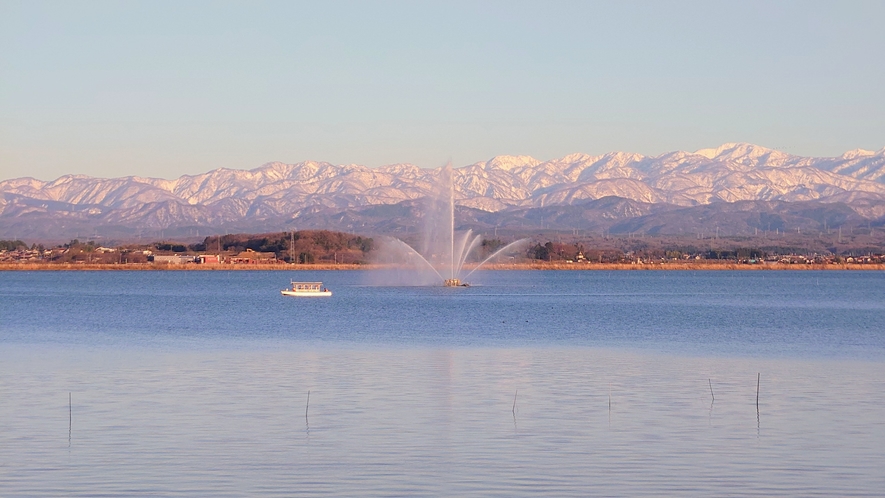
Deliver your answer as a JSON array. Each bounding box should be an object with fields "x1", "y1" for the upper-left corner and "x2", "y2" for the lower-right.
[{"x1": 290, "y1": 282, "x2": 324, "y2": 292}]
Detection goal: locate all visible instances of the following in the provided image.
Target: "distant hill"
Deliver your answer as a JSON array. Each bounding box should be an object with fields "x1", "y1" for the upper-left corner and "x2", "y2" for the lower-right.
[{"x1": 2, "y1": 143, "x2": 885, "y2": 241}]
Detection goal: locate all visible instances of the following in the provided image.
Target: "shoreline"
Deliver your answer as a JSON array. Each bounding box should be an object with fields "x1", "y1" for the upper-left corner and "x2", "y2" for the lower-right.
[
  {"x1": 2, "y1": 262, "x2": 884, "y2": 271},
  {"x1": 480, "y1": 262, "x2": 885, "y2": 271}
]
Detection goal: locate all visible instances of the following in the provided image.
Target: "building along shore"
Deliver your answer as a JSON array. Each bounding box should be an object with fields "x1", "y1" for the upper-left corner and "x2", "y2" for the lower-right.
[{"x1": 2, "y1": 261, "x2": 884, "y2": 271}]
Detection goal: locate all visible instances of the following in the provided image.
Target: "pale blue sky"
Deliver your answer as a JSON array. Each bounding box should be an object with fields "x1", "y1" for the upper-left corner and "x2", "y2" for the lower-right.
[{"x1": 1, "y1": 0, "x2": 883, "y2": 181}]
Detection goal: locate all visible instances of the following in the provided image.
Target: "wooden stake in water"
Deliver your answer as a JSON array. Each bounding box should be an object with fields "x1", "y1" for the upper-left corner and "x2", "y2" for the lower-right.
[
  {"x1": 756, "y1": 373, "x2": 760, "y2": 410},
  {"x1": 305, "y1": 390, "x2": 310, "y2": 421},
  {"x1": 756, "y1": 372, "x2": 762, "y2": 432},
  {"x1": 512, "y1": 390, "x2": 518, "y2": 415},
  {"x1": 709, "y1": 379, "x2": 714, "y2": 402},
  {"x1": 68, "y1": 392, "x2": 72, "y2": 445}
]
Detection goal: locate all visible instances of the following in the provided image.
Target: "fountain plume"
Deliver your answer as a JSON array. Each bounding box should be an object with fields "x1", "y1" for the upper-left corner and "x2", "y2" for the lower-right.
[{"x1": 373, "y1": 162, "x2": 527, "y2": 286}]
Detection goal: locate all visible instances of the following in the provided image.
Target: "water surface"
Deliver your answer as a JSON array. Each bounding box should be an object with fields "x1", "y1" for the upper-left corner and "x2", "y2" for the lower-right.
[{"x1": 1, "y1": 270, "x2": 883, "y2": 495}]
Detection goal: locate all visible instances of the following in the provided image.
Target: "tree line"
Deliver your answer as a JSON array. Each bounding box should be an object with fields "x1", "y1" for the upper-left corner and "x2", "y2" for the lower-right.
[{"x1": 188, "y1": 230, "x2": 375, "y2": 264}]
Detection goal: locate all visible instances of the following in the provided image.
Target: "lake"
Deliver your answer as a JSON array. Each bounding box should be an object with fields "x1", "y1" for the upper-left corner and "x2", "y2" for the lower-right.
[{"x1": 1, "y1": 270, "x2": 884, "y2": 496}]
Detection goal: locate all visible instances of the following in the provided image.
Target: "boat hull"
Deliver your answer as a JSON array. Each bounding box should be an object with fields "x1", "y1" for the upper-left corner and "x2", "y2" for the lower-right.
[{"x1": 281, "y1": 290, "x2": 332, "y2": 297}]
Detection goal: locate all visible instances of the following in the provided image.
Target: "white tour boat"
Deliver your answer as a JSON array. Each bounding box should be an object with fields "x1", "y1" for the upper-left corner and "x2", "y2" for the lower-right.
[{"x1": 281, "y1": 281, "x2": 332, "y2": 297}]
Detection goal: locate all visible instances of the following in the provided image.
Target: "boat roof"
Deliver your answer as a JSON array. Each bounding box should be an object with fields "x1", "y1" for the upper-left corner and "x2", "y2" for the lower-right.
[{"x1": 290, "y1": 281, "x2": 323, "y2": 284}]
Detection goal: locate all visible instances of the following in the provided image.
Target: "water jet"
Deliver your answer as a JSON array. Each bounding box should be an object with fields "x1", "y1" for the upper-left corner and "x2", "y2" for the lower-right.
[{"x1": 377, "y1": 164, "x2": 527, "y2": 286}]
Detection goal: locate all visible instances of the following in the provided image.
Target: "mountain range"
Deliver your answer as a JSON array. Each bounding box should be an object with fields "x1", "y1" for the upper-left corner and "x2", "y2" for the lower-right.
[{"x1": 2, "y1": 143, "x2": 885, "y2": 241}]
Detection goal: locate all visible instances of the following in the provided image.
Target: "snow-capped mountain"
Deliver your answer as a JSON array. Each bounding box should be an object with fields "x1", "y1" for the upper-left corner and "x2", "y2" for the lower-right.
[{"x1": 2, "y1": 143, "x2": 885, "y2": 240}]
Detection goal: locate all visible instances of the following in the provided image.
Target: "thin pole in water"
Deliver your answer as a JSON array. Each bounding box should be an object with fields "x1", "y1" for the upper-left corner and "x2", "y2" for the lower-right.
[
  {"x1": 756, "y1": 373, "x2": 760, "y2": 410},
  {"x1": 68, "y1": 392, "x2": 72, "y2": 445},
  {"x1": 756, "y1": 372, "x2": 762, "y2": 433},
  {"x1": 305, "y1": 390, "x2": 310, "y2": 422},
  {"x1": 709, "y1": 379, "x2": 714, "y2": 402},
  {"x1": 512, "y1": 390, "x2": 517, "y2": 415}
]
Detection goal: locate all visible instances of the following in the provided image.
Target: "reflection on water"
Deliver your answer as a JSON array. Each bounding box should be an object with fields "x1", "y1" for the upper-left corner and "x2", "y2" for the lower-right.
[
  {"x1": 1, "y1": 270, "x2": 884, "y2": 495},
  {"x1": 2, "y1": 346, "x2": 884, "y2": 496}
]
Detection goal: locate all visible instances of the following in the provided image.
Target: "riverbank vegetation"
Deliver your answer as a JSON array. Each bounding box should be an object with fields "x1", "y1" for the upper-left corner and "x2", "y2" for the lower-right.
[{"x1": 3, "y1": 231, "x2": 884, "y2": 268}]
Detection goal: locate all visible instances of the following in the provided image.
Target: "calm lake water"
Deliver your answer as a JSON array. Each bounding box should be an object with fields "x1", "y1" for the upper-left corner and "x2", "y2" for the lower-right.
[{"x1": 1, "y1": 270, "x2": 884, "y2": 496}]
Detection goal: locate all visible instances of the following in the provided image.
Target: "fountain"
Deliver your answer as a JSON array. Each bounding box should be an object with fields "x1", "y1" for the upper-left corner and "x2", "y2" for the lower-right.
[{"x1": 375, "y1": 164, "x2": 527, "y2": 286}]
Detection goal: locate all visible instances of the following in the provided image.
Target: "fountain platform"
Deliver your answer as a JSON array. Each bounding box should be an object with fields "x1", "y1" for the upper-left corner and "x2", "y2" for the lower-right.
[{"x1": 443, "y1": 278, "x2": 468, "y2": 287}]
